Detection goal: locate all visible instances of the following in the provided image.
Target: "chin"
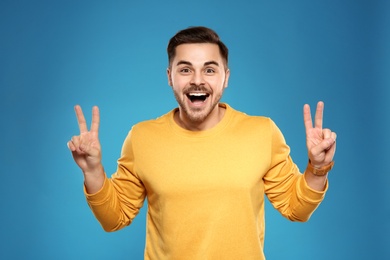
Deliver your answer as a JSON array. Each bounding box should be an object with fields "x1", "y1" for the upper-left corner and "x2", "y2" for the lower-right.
[{"x1": 183, "y1": 106, "x2": 211, "y2": 123}]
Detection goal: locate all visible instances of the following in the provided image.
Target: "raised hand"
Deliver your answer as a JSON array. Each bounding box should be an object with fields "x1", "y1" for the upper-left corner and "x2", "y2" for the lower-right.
[
  {"x1": 68, "y1": 106, "x2": 104, "y2": 193},
  {"x1": 303, "y1": 101, "x2": 336, "y2": 168}
]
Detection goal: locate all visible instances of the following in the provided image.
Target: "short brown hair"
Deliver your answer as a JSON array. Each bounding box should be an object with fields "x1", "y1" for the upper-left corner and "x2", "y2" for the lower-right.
[{"x1": 167, "y1": 26, "x2": 229, "y2": 68}]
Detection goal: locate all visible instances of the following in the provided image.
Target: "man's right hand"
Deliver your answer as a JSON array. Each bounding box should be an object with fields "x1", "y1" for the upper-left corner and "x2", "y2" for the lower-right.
[{"x1": 67, "y1": 105, "x2": 105, "y2": 193}]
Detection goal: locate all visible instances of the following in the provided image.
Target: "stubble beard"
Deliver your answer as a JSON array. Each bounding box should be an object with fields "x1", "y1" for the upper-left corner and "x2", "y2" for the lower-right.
[{"x1": 173, "y1": 87, "x2": 223, "y2": 124}]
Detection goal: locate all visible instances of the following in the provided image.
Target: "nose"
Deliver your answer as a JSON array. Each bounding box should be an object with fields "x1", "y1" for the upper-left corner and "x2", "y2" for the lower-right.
[{"x1": 190, "y1": 71, "x2": 205, "y2": 86}]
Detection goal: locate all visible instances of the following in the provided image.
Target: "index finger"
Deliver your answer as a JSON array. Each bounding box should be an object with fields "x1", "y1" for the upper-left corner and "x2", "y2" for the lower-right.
[
  {"x1": 74, "y1": 105, "x2": 88, "y2": 133},
  {"x1": 303, "y1": 103, "x2": 313, "y2": 131}
]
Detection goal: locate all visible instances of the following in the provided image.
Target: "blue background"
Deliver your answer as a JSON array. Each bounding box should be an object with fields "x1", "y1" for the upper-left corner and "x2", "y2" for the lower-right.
[{"x1": 1, "y1": 0, "x2": 389, "y2": 259}]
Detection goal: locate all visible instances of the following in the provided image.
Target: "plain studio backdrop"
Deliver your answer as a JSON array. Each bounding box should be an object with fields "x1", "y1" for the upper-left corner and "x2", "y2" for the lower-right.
[{"x1": 0, "y1": 0, "x2": 389, "y2": 259}]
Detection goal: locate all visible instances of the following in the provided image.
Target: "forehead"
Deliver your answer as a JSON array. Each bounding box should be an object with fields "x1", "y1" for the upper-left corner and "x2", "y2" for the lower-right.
[{"x1": 173, "y1": 43, "x2": 223, "y2": 65}]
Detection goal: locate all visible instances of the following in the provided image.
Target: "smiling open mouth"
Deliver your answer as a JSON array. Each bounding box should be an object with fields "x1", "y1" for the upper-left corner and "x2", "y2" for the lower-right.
[{"x1": 187, "y1": 93, "x2": 210, "y2": 103}]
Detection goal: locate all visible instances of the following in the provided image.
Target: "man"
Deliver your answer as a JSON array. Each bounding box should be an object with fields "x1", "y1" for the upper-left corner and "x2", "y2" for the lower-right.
[{"x1": 68, "y1": 26, "x2": 336, "y2": 259}]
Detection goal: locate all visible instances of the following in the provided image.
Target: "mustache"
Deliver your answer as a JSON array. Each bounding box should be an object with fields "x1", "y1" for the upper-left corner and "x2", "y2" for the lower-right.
[{"x1": 183, "y1": 84, "x2": 212, "y2": 94}]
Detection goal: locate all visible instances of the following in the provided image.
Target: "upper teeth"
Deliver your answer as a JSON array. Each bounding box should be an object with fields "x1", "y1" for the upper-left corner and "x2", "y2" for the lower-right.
[{"x1": 189, "y1": 93, "x2": 207, "y2": 96}]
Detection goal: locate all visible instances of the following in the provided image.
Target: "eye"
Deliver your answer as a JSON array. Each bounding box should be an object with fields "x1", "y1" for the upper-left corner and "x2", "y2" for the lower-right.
[
  {"x1": 180, "y1": 67, "x2": 191, "y2": 74},
  {"x1": 205, "y1": 68, "x2": 215, "y2": 74}
]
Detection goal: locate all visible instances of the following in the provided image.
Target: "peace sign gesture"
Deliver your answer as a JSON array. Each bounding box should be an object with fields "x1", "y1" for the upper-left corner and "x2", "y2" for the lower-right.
[
  {"x1": 67, "y1": 105, "x2": 103, "y2": 175},
  {"x1": 303, "y1": 101, "x2": 336, "y2": 169}
]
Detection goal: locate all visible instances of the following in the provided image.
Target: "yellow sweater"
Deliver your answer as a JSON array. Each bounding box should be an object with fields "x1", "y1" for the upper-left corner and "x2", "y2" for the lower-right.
[{"x1": 85, "y1": 103, "x2": 327, "y2": 260}]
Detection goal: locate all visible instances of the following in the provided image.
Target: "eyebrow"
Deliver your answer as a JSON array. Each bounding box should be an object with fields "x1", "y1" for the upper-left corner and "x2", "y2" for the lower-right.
[
  {"x1": 176, "y1": 60, "x2": 220, "y2": 67},
  {"x1": 204, "y1": 61, "x2": 220, "y2": 67}
]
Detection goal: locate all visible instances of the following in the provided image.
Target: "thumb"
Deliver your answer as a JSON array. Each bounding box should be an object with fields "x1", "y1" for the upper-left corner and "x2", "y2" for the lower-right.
[{"x1": 313, "y1": 137, "x2": 335, "y2": 155}]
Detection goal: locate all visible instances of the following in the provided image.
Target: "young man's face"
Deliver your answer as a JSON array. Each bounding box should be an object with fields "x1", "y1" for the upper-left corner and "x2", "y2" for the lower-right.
[{"x1": 167, "y1": 43, "x2": 230, "y2": 128}]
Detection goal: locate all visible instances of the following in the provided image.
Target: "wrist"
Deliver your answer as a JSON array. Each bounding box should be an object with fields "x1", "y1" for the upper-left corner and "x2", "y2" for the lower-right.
[
  {"x1": 82, "y1": 163, "x2": 104, "y2": 176},
  {"x1": 83, "y1": 165, "x2": 105, "y2": 194},
  {"x1": 306, "y1": 160, "x2": 334, "y2": 176}
]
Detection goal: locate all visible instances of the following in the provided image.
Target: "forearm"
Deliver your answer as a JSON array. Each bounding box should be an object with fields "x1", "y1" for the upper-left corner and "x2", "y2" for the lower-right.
[
  {"x1": 85, "y1": 177, "x2": 130, "y2": 232},
  {"x1": 283, "y1": 162, "x2": 332, "y2": 221},
  {"x1": 303, "y1": 160, "x2": 334, "y2": 191},
  {"x1": 84, "y1": 169, "x2": 146, "y2": 232},
  {"x1": 83, "y1": 164, "x2": 105, "y2": 194},
  {"x1": 287, "y1": 174, "x2": 328, "y2": 222},
  {"x1": 304, "y1": 171, "x2": 327, "y2": 191}
]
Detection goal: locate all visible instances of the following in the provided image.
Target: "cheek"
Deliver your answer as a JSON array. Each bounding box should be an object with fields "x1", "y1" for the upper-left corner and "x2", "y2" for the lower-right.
[
  {"x1": 171, "y1": 76, "x2": 189, "y2": 89},
  {"x1": 208, "y1": 78, "x2": 226, "y2": 90}
]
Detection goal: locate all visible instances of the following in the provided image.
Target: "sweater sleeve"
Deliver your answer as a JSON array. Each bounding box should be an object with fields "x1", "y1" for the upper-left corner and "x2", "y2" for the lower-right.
[
  {"x1": 263, "y1": 119, "x2": 327, "y2": 222},
  {"x1": 84, "y1": 129, "x2": 146, "y2": 232}
]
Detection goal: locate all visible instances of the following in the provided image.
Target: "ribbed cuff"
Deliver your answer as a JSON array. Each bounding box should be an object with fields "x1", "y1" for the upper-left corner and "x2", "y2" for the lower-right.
[
  {"x1": 297, "y1": 174, "x2": 328, "y2": 204},
  {"x1": 84, "y1": 175, "x2": 112, "y2": 205}
]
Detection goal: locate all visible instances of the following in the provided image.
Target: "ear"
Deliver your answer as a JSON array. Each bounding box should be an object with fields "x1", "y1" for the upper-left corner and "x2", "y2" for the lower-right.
[
  {"x1": 167, "y1": 68, "x2": 173, "y2": 87},
  {"x1": 223, "y1": 69, "x2": 230, "y2": 89}
]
